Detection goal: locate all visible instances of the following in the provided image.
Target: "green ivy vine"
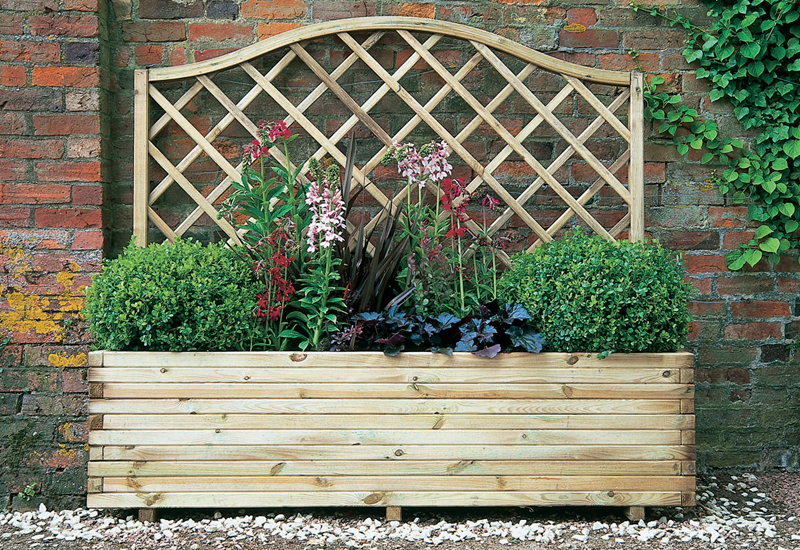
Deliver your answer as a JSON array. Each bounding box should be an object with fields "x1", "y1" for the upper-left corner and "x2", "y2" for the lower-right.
[{"x1": 631, "y1": 0, "x2": 800, "y2": 269}]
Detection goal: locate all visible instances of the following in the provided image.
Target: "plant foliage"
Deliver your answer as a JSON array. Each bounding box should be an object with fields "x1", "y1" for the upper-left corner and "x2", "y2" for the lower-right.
[
  {"x1": 633, "y1": 0, "x2": 800, "y2": 269},
  {"x1": 497, "y1": 229, "x2": 692, "y2": 356},
  {"x1": 84, "y1": 239, "x2": 260, "y2": 351},
  {"x1": 349, "y1": 301, "x2": 544, "y2": 357}
]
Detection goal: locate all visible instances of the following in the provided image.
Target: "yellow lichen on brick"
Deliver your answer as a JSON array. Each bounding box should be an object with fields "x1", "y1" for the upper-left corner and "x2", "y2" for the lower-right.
[
  {"x1": 0, "y1": 249, "x2": 85, "y2": 342},
  {"x1": 58, "y1": 444, "x2": 77, "y2": 459},
  {"x1": 563, "y1": 23, "x2": 586, "y2": 32},
  {"x1": 48, "y1": 352, "x2": 87, "y2": 367}
]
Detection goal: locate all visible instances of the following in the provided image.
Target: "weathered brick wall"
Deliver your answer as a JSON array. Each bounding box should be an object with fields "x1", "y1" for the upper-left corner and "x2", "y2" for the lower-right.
[
  {"x1": 0, "y1": 0, "x2": 107, "y2": 508},
  {"x1": 1, "y1": 0, "x2": 798, "y2": 509}
]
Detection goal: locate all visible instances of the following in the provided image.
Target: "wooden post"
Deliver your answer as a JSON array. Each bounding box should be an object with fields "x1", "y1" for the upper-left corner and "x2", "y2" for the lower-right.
[
  {"x1": 133, "y1": 69, "x2": 150, "y2": 247},
  {"x1": 139, "y1": 509, "x2": 158, "y2": 523},
  {"x1": 628, "y1": 71, "x2": 645, "y2": 242},
  {"x1": 386, "y1": 506, "x2": 402, "y2": 521},
  {"x1": 624, "y1": 506, "x2": 645, "y2": 522}
]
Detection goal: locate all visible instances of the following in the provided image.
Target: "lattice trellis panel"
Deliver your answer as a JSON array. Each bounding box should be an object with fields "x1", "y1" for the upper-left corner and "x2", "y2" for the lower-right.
[{"x1": 133, "y1": 17, "x2": 644, "y2": 260}]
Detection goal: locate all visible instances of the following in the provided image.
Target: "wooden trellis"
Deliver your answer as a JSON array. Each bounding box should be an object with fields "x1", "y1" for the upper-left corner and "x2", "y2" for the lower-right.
[{"x1": 133, "y1": 17, "x2": 644, "y2": 258}]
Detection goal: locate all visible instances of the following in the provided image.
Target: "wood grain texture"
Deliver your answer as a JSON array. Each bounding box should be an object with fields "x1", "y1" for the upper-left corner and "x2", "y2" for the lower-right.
[
  {"x1": 88, "y1": 351, "x2": 695, "y2": 510},
  {"x1": 88, "y1": 491, "x2": 683, "y2": 509},
  {"x1": 88, "y1": 460, "x2": 685, "y2": 478}
]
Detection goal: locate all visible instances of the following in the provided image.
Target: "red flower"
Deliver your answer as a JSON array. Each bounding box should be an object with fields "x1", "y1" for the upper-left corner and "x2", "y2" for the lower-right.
[
  {"x1": 446, "y1": 226, "x2": 467, "y2": 239},
  {"x1": 269, "y1": 120, "x2": 291, "y2": 142}
]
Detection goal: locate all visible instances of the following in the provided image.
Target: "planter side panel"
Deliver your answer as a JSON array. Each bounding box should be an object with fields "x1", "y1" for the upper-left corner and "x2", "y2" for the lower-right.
[{"x1": 87, "y1": 352, "x2": 695, "y2": 509}]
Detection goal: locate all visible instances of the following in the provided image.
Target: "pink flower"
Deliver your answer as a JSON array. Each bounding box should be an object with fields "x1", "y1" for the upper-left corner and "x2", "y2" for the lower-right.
[{"x1": 306, "y1": 177, "x2": 345, "y2": 253}]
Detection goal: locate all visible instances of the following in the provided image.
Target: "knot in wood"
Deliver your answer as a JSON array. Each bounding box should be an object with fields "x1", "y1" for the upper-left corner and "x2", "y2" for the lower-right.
[
  {"x1": 160, "y1": 368, "x2": 166, "y2": 373},
  {"x1": 662, "y1": 370, "x2": 671, "y2": 377},
  {"x1": 607, "y1": 490, "x2": 615, "y2": 497},
  {"x1": 291, "y1": 353, "x2": 307, "y2": 362},
  {"x1": 567, "y1": 356, "x2": 579, "y2": 365},
  {"x1": 394, "y1": 449, "x2": 404, "y2": 456}
]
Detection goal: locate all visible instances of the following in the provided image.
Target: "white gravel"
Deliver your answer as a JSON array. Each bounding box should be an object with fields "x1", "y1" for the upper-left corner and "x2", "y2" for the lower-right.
[{"x1": 1, "y1": 474, "x2": 798, "y2": 549}]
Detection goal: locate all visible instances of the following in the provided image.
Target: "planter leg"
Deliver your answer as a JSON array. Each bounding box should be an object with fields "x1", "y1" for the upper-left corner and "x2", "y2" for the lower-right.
[
  {"x1": 386, "y1": 506, "x2": 402, "y2": 521},
  {"x1": 624, "y1": 506, "x2": 645, "y2": 522},
  {"x1": 139, "y1": 509, "x2": 158, "y2": 523}
]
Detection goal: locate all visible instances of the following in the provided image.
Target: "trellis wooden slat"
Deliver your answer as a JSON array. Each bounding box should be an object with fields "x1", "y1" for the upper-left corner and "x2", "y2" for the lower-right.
[{"x1": 132, "y1": 16, "x2": 643, "y2": 252}]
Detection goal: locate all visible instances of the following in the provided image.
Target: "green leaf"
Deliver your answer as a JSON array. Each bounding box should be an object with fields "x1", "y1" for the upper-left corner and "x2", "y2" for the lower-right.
[
  {"x1": 740, "y1": 42, "x2": 761, "y2": 58},
  {"x1": 779, "y1": 202, "x2": 795, "y2": 216},
  {"x1": 783, "y1": 139, "x2": 800, "y2": 159},
  {"x1": 786, "y1": 220, "x2": 799, "y2": 233},
  {"x1": 726, "y1": 250, "x2": 748, "y2": 270},
  {"x1": 701, "y1": 153, "x2": 714, "y2": 164},
  {"x1": 772, "y1": 158, "x2": 789, "y2": 170},
  {"x1": 760, "y1": 238, "x2": 781, "y2": 253},
  {"x1": 745, "y1": 249, "x2": 763, "y2": 267},
  {"x1": 754, "y1": 225, "x2": 773, "y2": 239},
  {"x1": 677, "y1": 143, "x2": 689, "y2": 156},
  {"x1": 709, "y1": 89, "x2": 725, "y2": 102}
]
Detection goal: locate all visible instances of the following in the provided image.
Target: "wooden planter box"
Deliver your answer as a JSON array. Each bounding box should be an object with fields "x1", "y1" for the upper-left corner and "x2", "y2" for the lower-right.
[{"x1": 86, "y1": 351, "x2": 695, "y2": 518}]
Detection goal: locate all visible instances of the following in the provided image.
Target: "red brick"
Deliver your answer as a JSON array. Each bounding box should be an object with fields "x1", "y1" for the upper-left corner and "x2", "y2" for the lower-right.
[
  {"x1": 0, "y1": 0, "x2": 56, "y2": 8},
  {"x1": 0, "y1": 183, "x2": 70, "y2": 204},
  {"x1": 194, "y1": 48, "x2": 237, "y2": 62},
  {"x1": 64, "y1": 0, "x2": 97, "y2": 10},
  {"x1": 122, "y1": 21, "x2": 186, "y2": 42},
  {"x1": 0, "y1": 65, "x2": 25, "y2": 86},
  {"x1": 241, "y1": 0, "x2": 305, "y2": 18},
  {"x1": 559, "y1": 29, "x2": 619, "y2": 49},
  {"x1": 29, "y1": 15, "x2": 97, "y2": 38},
  {"x1": 188, "y1": 22, "x2": 252, "y2": 42},
  {"x1": 731, "y1": 300, "x2": 791, "y2": 319},
  {"x1": 683, "y1": 254, "x2": 727, "y2": 273},
  {"x1": 0, "y1": 40, "x2": 60, "y2": 63},
  {"x1": 774, "y1": 255, "x2": 800, "y2": 273},
  {"x1": 688, "y1": 300, "x2": 725, "y2": 317},
  {"x1": 32, "y1": 66, "x2": 99, "y2": 87},
  {"x1": 709, "y1": 206, "x2": 749, "y2": 228},
  {"x1": 0, "y1": 139, "x2": 64, "y2": 159},
  {"x1": 726, "y1": 368, "x2": 751, "y2": 384},
  {"x1": 717, "y1": 275, "x2": 774, "y2": 295},
  {"x1": 308, "y1": 0, "x2": 375, "y2": 18},
  {"x1": 387, "y1": 2, "x2": 434, "y2": 17},
  {"x1": 36, "y1": 161, "x2": 100, "y2": 182},
  {"x1": 623, "y1": 28, "x2": 686, "y2": 50},
  {"x1": 33, "y1": 114, "x2": 100, "y2": 136},
  {"x1": 35, "y1": 207, "x2": 101, "y2": 228},
  {"x1": 599, "y1": 52, "x2": 659, "y2": 72},
  {"x1": 169, "y1": 46, "x2": 187, "y2": 65},
  {"x1": 778, "y1": 277, "x2": 800, "y2": 293},
  {"x1": 724, "y1": 231, "x2": 755, "y2": 249},
  {"x1": 62, "y1": 370, "x2": 87, "y2": 393},
  {"x1": 566, "y1": 7, "x2": 596, "y2": 26},
  {"x1": 66, "y1": 137, "x2": 100, "y2": 158},
  {"x1": 134, "y1": 44, "x2": 164, "y2": 65},
  {"x1": 71, "y1": 228, "x2": 103, "y2": 250},
  {"x1": 0, "y1": 13, "x2": 23, "y2": 33},
  {"x1": 659, "y1": 231, "x2": 719, "y2": 251},
  {"x1": 0, "y1": 161, "x2": 26, "y2": 181},
  {"x1": 0, "y1": 207, "x2": 29, "y2": 226},
  {"x1": 725, "y1": 322, "x2": 781, "y2": 341},
  {"x1": 257, "y1": 22, "x2": 300, "y2": 39},
  {"x1": 687, "y1": 320, "x2": 699, "y2": 342},
  {"x1": 66, "y1": 89, "x2": 99, "y2": 111},
  {"x1": 71, "y1": 184, "x2": 103, "y2": 205},
  {"x1": 139, "y1": 0, "x2": 202, "y2": 18},
  {"x1": 0, "y1": 113, "x2": 24, "y2": 134},
  {"x1": 685, "y1": 276, "x2": 711, "y2": 294}
]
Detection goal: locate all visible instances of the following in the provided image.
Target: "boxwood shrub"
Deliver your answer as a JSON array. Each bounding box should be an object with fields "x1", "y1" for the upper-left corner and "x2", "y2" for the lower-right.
[
  {"x1": 497, "y1": 229, "x2": 692, "y2": 355},
  {"x1": 84, "y1": 239, "x2": 260, "y2": 351}
]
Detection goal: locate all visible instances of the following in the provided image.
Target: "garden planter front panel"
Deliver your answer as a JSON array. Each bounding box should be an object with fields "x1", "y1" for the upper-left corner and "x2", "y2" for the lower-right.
[{"x1": 86, "y1": 351, "x2": 695, "y2": 510}]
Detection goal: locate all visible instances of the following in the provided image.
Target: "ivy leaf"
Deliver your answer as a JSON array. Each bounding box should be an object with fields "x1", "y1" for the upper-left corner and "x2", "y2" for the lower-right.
[
  {"x1": 726, "y1": 250, "x2": 748, "y2": 270},
  {"x1": 760, "y1": 238, "x2": 781, "y2": 253},
  {"x1": 786, "y1": 220, "x2": 799, "y2": 233},
  {"x1": 784, "y1": 139, "x2": 800, "y2": 159},
  {"x1": 754, "y1": 225, "x2": 774, "y2": 239},
  {"x1": 746, "y1": 249, "x2": 763, "y2": 267},
  {"x1": 772, "y1": 158, "x2": 789, "y2": 170},
  {"x1": 709, "y1": 89, "x2": 725, "y2": 102},
  {"x1": 740, "y1": 42, "x2": 761, "y2": 58},
  {"x1": 779, "y1": 202, "x2": 795, "y2": 217},
  {"x1": 701, "y1": 153, "x2": 714, "y2": 164}
]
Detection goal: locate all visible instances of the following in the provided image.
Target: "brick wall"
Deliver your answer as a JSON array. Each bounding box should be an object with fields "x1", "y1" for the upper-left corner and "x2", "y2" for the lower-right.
[
  {"x1": 1, "y1": 0, "x2": 798, "y2": 508},
  {"x1": 0, "y1": 0, "x2": 107, "y2": 509}
]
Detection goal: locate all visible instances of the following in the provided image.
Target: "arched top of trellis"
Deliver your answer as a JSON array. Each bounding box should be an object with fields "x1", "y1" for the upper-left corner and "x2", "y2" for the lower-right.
[
  {"x1": 148, "y1": 17, "x2": 631, "y2": 85},
  {"x1": 133, "y1": 16, "x2": 645, "y2": 260}
]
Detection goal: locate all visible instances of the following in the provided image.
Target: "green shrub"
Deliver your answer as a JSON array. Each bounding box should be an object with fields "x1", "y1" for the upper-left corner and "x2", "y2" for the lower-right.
[
  {"x1": 84, "y1": 239, "x2": 260, "y2": 351},
  {"x1": 497, "y1": 229, "x2": 692, "y2": 355}
]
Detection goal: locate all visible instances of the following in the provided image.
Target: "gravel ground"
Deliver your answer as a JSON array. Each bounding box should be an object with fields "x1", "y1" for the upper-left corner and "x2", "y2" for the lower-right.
[{"x1": 1, "y1": 469, "x2": 797, "y2": 550}]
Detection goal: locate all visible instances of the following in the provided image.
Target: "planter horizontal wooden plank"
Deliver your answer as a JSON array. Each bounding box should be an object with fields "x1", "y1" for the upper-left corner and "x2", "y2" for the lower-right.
[{"x1": 87, "y1": 351, "x2": 695, "y2": 514}]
